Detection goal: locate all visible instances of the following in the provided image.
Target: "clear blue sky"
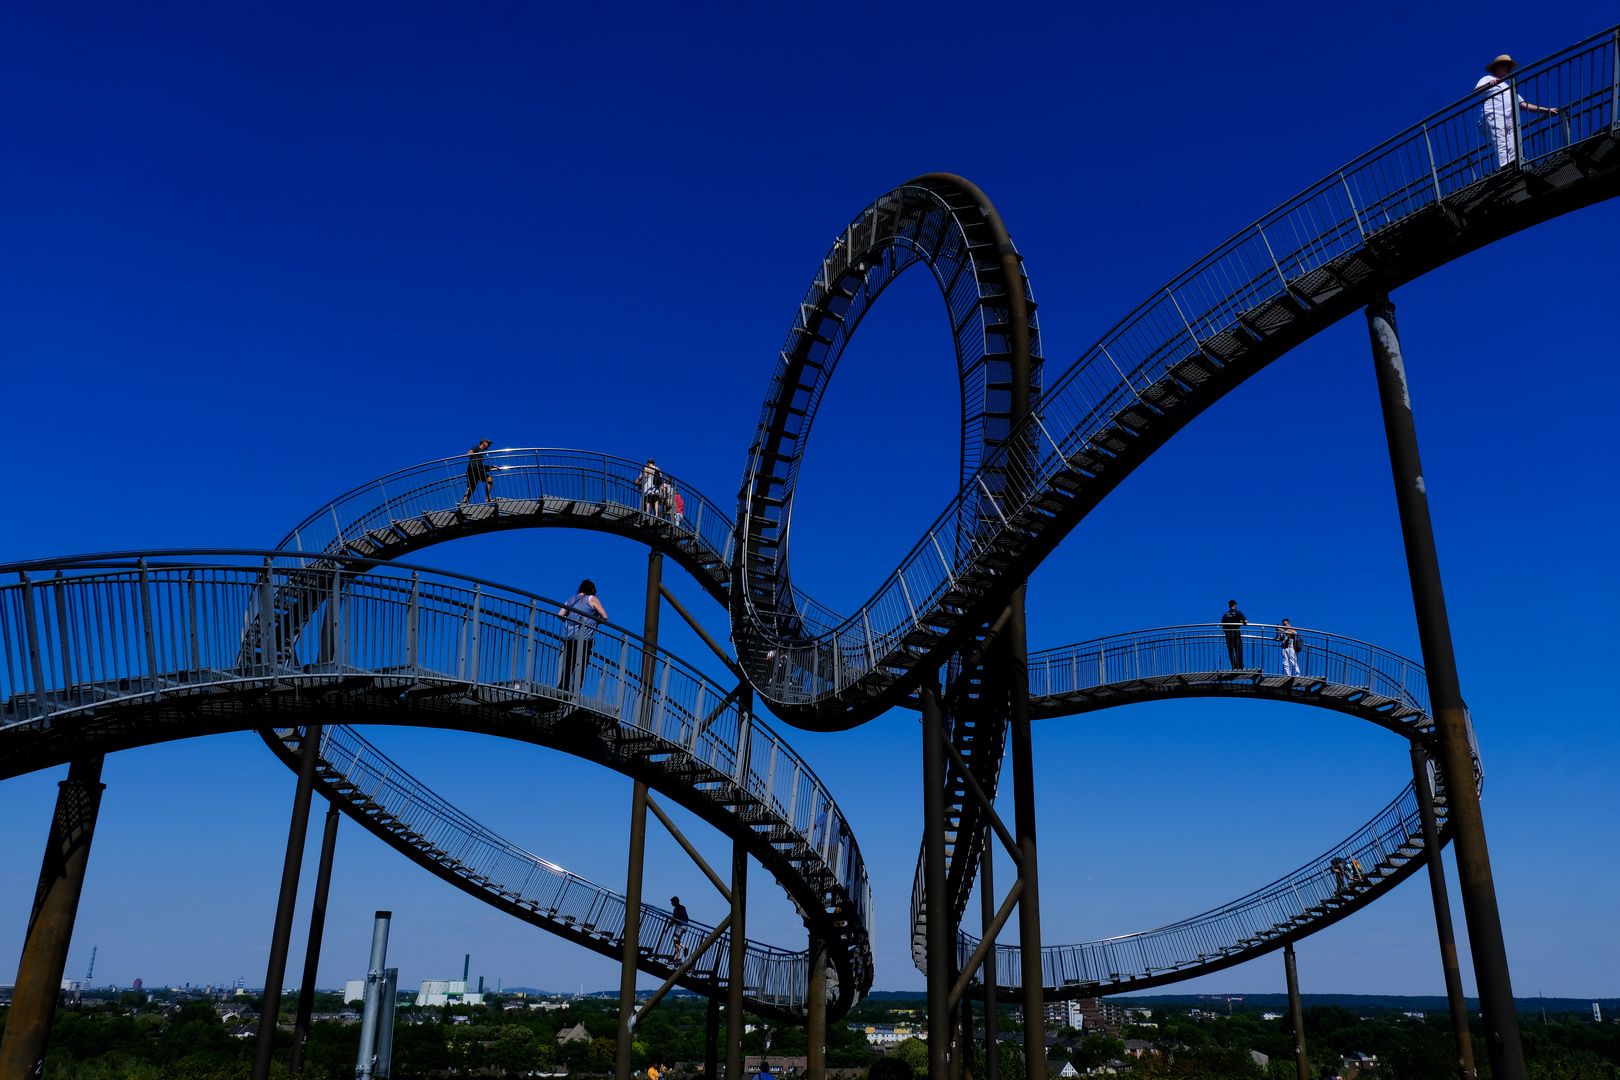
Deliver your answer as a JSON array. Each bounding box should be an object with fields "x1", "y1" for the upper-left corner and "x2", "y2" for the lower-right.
[{"x1": 1, "y1": 1, "x2": 1615, "y2": 1000}]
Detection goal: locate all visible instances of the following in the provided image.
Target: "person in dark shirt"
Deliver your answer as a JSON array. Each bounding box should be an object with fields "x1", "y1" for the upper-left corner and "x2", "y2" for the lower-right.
[
  {"x1": 463, "y1": 438, "x2": 495, "y2": 503},
  {"x1": 669, "y1": 896, "x2": 690, "y2": 960},
  {"x1": 1221, "y1": 600, "x2": 1248, "y2": 669}
]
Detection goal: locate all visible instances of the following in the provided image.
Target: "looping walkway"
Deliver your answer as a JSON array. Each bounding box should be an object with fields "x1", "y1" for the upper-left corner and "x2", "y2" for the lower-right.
[{"x1": 0, "y1": 552, "x2": 872, "y2": 1016}]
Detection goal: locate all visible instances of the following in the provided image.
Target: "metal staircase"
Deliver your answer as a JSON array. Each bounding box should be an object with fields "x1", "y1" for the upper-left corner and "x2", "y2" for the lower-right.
[{"x1": 261, "y1": 724, "x2": 824, "y2": 1020}]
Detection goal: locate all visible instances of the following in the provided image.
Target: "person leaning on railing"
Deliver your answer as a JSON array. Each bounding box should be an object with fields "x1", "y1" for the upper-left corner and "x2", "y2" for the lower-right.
[
  {"x1": 1475, "y1": 54, "x2": 1558, "y2": 168},
  {"x1": 557, "y1": 579, "x2": 607, "y2": 692},
  {"x1": 1221, "y1": 601, "x2": 1248, "y2": 669}
]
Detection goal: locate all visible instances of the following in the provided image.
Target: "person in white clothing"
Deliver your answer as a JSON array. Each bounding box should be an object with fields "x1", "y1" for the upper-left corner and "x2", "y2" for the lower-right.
[
  {"x1": 1276, "y1": 618, "x2": 1303, "y2": 677},
  {"x1": 1476, "y1": 54, "x2": 1557, "y2": 168}
]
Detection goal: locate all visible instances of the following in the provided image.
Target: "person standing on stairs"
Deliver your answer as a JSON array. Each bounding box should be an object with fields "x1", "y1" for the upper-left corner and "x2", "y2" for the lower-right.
[
  {"x1": 1221, "y1": 600, "x2": 1248, "y2": 669},
  {"x1": 669, "y1": 896, "x2": 690, "y2": 961},
  {"x1": 557, "y1": 579, "x2": 607, "y2": 692},
  {"x1": 1276, "y1": 618, "x2": 1303, "y2": 677},
  {"x1": 463, "y1": 438, "x2": 496, "y2": 503},
  {"x1": 1476, "y1": 54, "x2": 1557, "y2": 168}
]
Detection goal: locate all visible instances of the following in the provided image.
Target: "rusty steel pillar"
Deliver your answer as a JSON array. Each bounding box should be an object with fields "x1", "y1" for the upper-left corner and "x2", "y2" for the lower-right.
[
  {"x1": 726, "y1": 835, "x2": 748, "y2": 1080},
  {"x1": 253, "y1": 724, "x2": 324, "y2": 1080},
  {"x1": 981, "y1": 824, "x2": 1000, "y2": 1080},
  {"x1": 1005, "y1": 586, "x2": 1044, "y2": 1065},
  {"x1": 704, "y1": 994, "x2": 720, "y2": 1080},
  {"x1": 616, "y1": 551, "x2": 664, "y2": 1080},
  {"x1": 1411, "y1": 745, "x2": 1478, "y2": 1080},
  {"x1": 1284, "y1": 943, "x2": 1309, "y2": 1080},
  {"x1": 0, "y1": 756, "x2": 106, "y2": 1080},
  {"x1": 807, "y1": 937, "x2": 827, "y2": 1080},
  {"x1": 1367, "y1": 297, "x2": 1524, "y2": 1080},
  {"x1": 922, "y1": 687, "x2": 951, "y2": 1080},
  {"x1": 292, "y1": 802, "x2": 341, "y2": 1074}
]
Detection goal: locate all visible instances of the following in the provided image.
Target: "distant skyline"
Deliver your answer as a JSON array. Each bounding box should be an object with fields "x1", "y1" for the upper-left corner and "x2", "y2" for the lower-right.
[{"x1": 1, "y1": 0, "x2": 1616, "y2": 1000}]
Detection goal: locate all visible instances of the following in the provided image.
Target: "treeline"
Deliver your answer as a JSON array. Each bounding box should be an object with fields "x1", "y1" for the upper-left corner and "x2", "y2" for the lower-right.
[{"x1": 1, "y1": 993, "x2": 876, "y2": 1079}]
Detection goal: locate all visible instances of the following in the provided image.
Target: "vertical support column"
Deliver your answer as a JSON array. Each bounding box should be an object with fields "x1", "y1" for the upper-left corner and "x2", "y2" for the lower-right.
[
  {"x1": 614, "y1": 782, "x2": 650, "y2": 1080},
  {"x1": 981, "y1": 824, "x2": 999, "y2": 1080},
  {"x1": 0, "y1": 756, "x2": 106, "y2": 1080},
  {"x1": 1284, "y1": 943, "x2": 1309, "y2": 1080},
  {"x1": 704, "y1": 994, "x2": 720, "y2": 1080},
  {"x1": 922, "y1": 687, "x2": 951, "y2": 1080},
  {"x1": 726, "y1": 834, "x2": 748, "y2": 1080},
  {"x1": 1366, "y1": 297, "x2": 1524, "y2": 1080},
  {"x1": 1005, "y1": 586, "x2": 1044, "y2": 1066},
  {"x1": 292, "y1": 803, "x2": 342, "y2": 1075},
  {"x1": 807, "y1": 937, "x2": 827, "y2": 1080},
  {"x1": 253, "y1": 724, "x2": 323, "y2": 1080},
  {"x1": 617, "y1": 550, "x2": 665, "y2": 1080},
  {"x1": 1411, "y1": 745, "x2": 1477, "y2": 1080},
  {"x1": 354, "y1": 912, "x2": 392, "y2": 1080}
]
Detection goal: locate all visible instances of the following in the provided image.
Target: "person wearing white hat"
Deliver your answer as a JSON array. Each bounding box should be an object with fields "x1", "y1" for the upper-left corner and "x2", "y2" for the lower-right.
[{"x1": 1475, "y1": 55, "x2": 1558, "y2": 168}]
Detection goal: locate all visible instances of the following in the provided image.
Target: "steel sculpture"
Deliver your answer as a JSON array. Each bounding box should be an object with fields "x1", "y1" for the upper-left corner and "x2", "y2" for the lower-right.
[{"x1": 5, "y1": 25, "x2": 1620, "y2": 1080}]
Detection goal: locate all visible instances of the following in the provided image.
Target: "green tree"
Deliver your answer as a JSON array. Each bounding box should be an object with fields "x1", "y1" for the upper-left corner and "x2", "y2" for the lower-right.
[{"x1": 890, "y1": 1037, "x2": 930, "y2": 1078}]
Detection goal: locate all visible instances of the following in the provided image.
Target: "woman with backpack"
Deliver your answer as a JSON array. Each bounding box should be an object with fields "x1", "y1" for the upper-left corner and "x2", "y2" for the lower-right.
[
  {"x1": 638, "y1": 459, "x2": 663, "y2": 518},
  {"x1": 557, "y1": 579, "x2": 607, "y2": 692}
]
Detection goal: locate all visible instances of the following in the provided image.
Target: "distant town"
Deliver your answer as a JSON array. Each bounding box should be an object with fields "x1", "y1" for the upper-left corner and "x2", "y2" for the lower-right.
[{"x1": 5, "y1": 978, "x2": 1616, "y2": 1079}]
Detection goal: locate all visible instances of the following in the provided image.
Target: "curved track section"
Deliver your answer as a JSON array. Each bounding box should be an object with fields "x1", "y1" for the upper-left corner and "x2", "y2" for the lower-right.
[
  {"x1": 733, "y1": 175, "x2": 1041, "y2": 721},
  {"x1": 260, "y1": 724, "x2": 821, "y2": 1021},
  {"x1": 916, "y1": 624, "x2": 1481, "y2": 999},
  {"x1": 730, "y1": 29, "x2": 1620, "y2": 728},
  {"x1": 0, "y1": 552, "x2": 872, "y2": 1015},
  {"x1": 278, "y1": 450, "x2": 733, "y2": 606}
]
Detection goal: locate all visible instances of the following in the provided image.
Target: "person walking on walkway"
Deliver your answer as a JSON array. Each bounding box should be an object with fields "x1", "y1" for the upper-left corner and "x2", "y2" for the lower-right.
[
  {"x1": 669, "y1": 896, "x2": 690, "y2": 961},
  {"x1": 1221, "y1": 600, "x2": 1248, "y2": 669},
  {"x1": 638, "y1": 459, "x2": 663, "y2": 518},
  {"x1": 1476, "y1": 55, "x2": 1557, "y2": 168},
  {"x1": 557, "y1": 579, "x2": 606, "y2": 692},
  {"x1": 669, "y1": 486, "x2": 686, "y2": 530},
  {"x1": 1276, "y1": 618, "x2": 1303, "y2": 677},
  {"x1": 463, "y1": 438, "x2": 495, "y2": 503}
]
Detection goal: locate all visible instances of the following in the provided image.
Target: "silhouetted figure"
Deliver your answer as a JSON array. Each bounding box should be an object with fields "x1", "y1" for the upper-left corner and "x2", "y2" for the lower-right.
[
  {"x1": 1221, "y1": 601, "x2": 1248, "y2": 669},
  {"x1": 463, "y1": 439, "x2": 495, "y2": 503},
  {"x1": 670, "y1": 896, "x2": 690, "y2": 960}
]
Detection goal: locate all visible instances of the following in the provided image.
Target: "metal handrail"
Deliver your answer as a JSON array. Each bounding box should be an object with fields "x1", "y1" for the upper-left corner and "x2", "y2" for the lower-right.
[
  {"x1": 1026, "y1": 623, "x2": 1430, "y2": 717},
  {"x1": 729, "y1": 27, "x2": 1620, "y2": 711},
  {"x1": 955, "y1": 780, "x2": 1435, "y2": 995},
  {"x1": 285, "y1": 723, "x2": 815, "y2": 1011},
  {"x1": 913, "y1": 623, "x2": 1484, "y2": 992},
  {"x1": 275, "y1": 449, "x2": 736, "y2": 581},
  {"x1": 0, "y1": 551, "x2": 872, "y2": 969}
]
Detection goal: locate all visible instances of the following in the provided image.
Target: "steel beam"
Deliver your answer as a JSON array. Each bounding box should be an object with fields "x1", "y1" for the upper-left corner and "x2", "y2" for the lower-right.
[
  {"x1": 1366, "y1": 297, "x2": 1524, "y2": 1080},
  {"x1": 253, "y1": 724, "x2": 323, "y2": 1080},
  {"x1": 1005, "y1": 586, "x2": 1044, "y2": 1065},
  {"x1": 1284, "y1": 943, "x2": 1309, "y2": 1080},
  {"x1": 981, "y1": 825, "x2": 999, "y2": 1080},
  {"x1": 292, "y1": 802, "x2": 341, "y2": 1074},
  {"x1": 922, "y1": 687, "x2": 951, "y2": 1080},
  {"x1": 726, "y1": 835, "x2": 748, "y2": 1080},
  {"x1": 807, "y1": 937, "x2": 827, "y2": 1080},
  {"x1": 1411, "y1": 746, "x2": 1477, "y2": 1080},
  {"x1": 705, "y1": 994, "x2": 720, "y2": 1080},
  {"x1": 617, "y1": 550, "x2": 664, "y2": 1080},
  {"x1": 0, "y1": 755, "x2": 105, "y2": 1080}
]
